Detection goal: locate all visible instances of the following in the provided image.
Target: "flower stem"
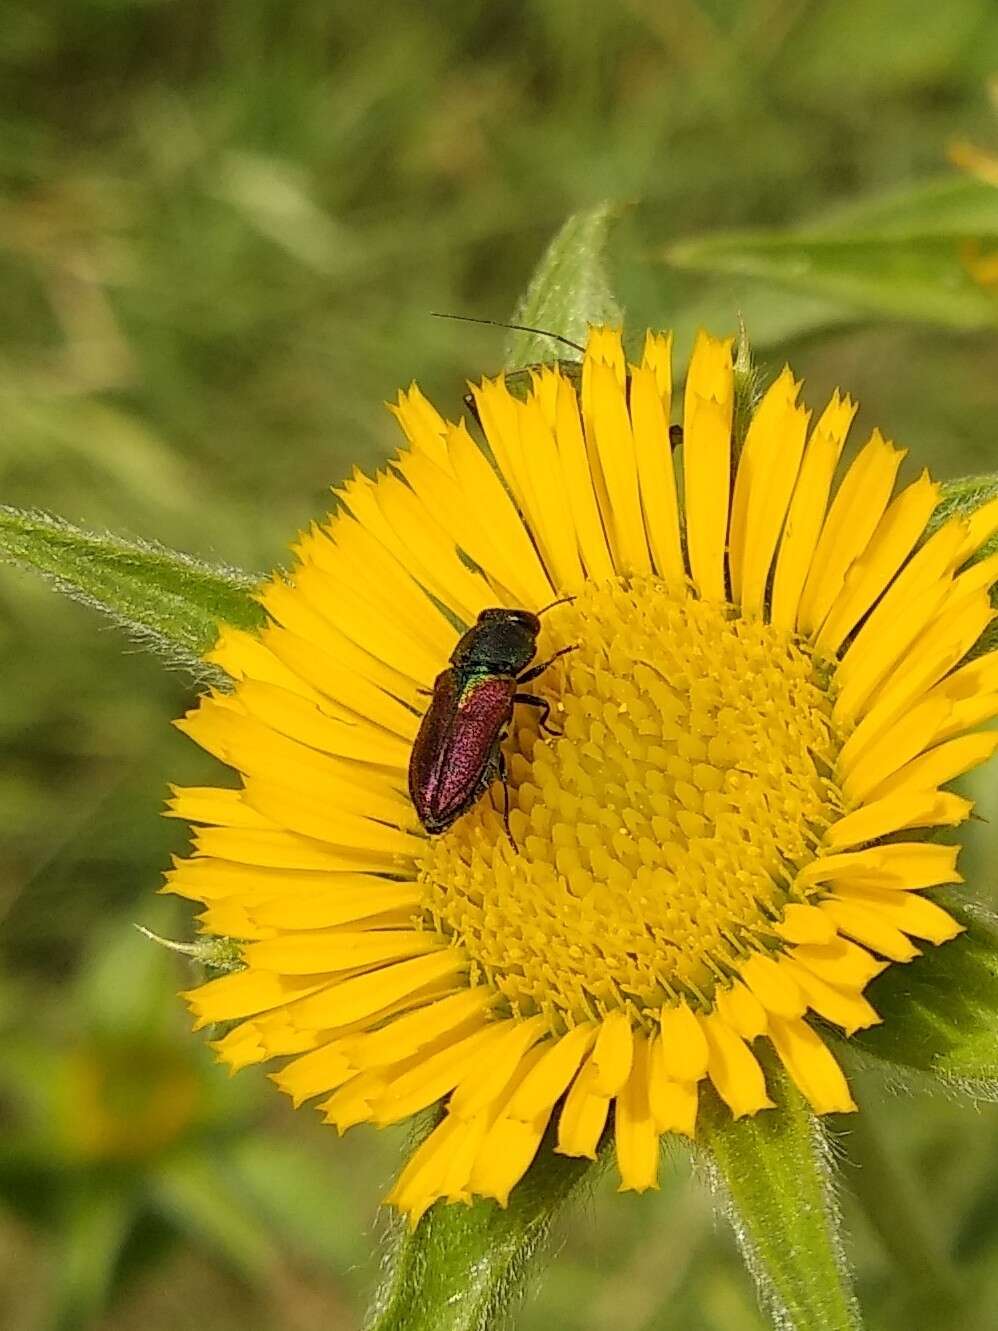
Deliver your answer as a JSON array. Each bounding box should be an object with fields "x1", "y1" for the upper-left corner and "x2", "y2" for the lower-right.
[{"x1": 364, "y1": 1134, "x2": 602, "y2": 1331}]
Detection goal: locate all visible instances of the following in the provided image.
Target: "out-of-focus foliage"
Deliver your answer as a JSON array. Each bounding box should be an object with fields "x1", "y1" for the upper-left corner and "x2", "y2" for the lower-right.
[{"x1": 2, "y1": 1, "x2": 998, "y2": 1327}]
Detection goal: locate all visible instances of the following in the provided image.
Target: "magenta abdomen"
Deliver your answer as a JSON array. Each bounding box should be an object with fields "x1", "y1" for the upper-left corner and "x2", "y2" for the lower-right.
[{"x1": 408, "y1": 671, "x2": 517, "y2": 834}]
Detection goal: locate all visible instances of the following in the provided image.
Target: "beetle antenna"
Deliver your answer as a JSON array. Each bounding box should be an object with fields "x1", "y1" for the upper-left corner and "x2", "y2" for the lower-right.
[
  {"x1": 430, "y1": 312, "x2": 585, "y2": 356},
  {"x1": 537, "y1": 594, "x2": 576, "y2": 617}
]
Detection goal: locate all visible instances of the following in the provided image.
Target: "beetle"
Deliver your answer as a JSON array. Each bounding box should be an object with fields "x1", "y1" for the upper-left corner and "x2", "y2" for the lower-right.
[{"x1": 408, "y1": 601, "x2": 575, "y2": 842}]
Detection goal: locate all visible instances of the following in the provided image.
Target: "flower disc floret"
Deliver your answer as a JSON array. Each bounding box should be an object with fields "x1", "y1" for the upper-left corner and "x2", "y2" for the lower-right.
[{"x1": 422, "y1": 576, "x2": 843, "y2": 1028}]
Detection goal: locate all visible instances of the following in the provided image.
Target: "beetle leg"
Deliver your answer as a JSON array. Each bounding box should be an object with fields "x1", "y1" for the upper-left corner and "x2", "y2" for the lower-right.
[
  {"x1": 517, "y1": 643, "x2": 577, "y2": 686},
  {"x1": 514, "y1": 691, "x2": 562, "y2": 736},
  {"x1": 494, "y1": 747, "x2": 517, "y2": 848},
  {"x1": 415, "y1": 686, "x2": 433, "y2": 697}
]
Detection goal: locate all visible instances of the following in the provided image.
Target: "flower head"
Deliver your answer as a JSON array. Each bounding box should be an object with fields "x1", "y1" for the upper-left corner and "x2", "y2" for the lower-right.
[{"x1": 167, "y1": 327, "x2": 998, "y2": 1225}]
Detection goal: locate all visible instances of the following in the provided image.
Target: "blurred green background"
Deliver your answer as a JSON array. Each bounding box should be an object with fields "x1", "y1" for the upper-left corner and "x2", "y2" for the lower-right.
[{"x1": 3, "y1": 1, "x2": 998, "y2": 1327}]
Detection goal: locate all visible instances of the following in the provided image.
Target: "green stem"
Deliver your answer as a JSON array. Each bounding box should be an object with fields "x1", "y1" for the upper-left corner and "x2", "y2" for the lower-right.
[
  {"x1": 365, "y1": 1137, "x2": 601, "y2": 1331},
  {"x1": 698, "y1": 1069, "x2": 861, "y2": 1331}
]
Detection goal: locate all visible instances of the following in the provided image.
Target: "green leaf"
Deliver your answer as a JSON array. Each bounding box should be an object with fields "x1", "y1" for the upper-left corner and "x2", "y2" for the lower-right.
[
  {"x1": 698, "y1": 1068, "x2": 861, "y2": 1331},
  {"x1": 848, "y1": 899, "x2": 998, "y2": 1094},
  {"x1": 0, "y1": 506, "x2": 265, "y2": 679},
  {"x1": 148, "y1": 1150, "x2": 280, "y2": 1285},
  {"x1": 51, "y1": 1182, "x2": 136, "y2": 1331},
  {"x1": 365, "y1": 1129, "x2": 599, "y2": 1331},
  {"x1": 506, "y1": 202, "x2": 622, "y2": 370},
  {"x1": 662, "y1": 176, "x2": 998, "y2": 330}
]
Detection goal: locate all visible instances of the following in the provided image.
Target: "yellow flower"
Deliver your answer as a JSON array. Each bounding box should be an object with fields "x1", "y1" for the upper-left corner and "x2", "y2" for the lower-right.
[{"x1": 165, "y1": 326, "x2": 998, "y2": 1226}]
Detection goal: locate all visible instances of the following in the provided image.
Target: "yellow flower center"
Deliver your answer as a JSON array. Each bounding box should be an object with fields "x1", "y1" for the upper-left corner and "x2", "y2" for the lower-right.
[{"x1": 418, "y1": 576, "x2": 845, "y2": 1033}]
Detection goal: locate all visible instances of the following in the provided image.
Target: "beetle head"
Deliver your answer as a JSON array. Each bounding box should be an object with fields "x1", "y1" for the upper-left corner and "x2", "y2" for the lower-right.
[{"x1": 451, "y1": 607, "x2": 541, "y2": 674}]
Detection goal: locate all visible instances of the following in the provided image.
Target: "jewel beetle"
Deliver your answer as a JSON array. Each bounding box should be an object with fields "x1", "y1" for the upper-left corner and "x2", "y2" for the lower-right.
[{"x1": 408, "y1": 601, "x2": 574, "y2": 841}]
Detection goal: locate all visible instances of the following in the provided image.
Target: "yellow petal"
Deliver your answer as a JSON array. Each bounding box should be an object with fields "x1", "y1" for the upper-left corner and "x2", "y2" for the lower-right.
[
  {"x1": 587, "y1": 358, "x2": 652, "y2": 574},
  {"x1": 165, "y1": 786, "x2": 273, "y2": 829},
  {"x1": 797, "y1": 429, "x2": 905, "y2": 638},
  {"x1": 814, "y1": 470, "x2": 939, "y2": 656},
  {"x1": 629, "y1": 361, "x2": 686, "y2": 585},
  {"x1": 262, "y1": 625, "x2": 422, "y2": 740},
  {"x1": 773, "y1": 903, "x2": 838, "y2": 946},
  {"x1": 448, "y1": 1014, "x2": 549, "y2": 1119},
  {"x1": 205, "y1": 625, "x2": 324, "y2": 702},
  {"x1": 767, "y1": 1016, "x2": 857, "y2": 1114},
  {"x1": 446, "y1": 415, "x2": 559, "y2": 607},
  {"x1": 506, "y1": 1023, "x2": 598, "y2": 1121},
  {"x1": 730, "y1": 369, "x2": 809, "y2": 617},
  {"x1": 556, "y1": 1054, "x2": 611, "y2": 1158},
  {"x1": 614, "y1": 1035, "x2": 660, "y2": 1192},
  {"x1": 552, "y1": 372, "x2": 615, "y2": 580},
  {"x1": 869, "y1": 731, "x2": 998, "y2": 802},
  {"x1": 346, "y1": 988, "x2": 495, "y2": 1068},
  {"x1": 738, "y1": 953, "x2": 807, "y2": 1019},
  {"x1": 770, "y1": 391, "x2": 856, "y2": 630},
  {"x1": 847, "y1": 596, "x2": 994, "y2": 756},
  {"x1": 683, "y1": 331, "x2": 734, "y2": 602},
  {"x1": 241, "y1": 929, "x2": 440, "y2": 976},
  {"x1": 192, "y1": 825, "x2": 398, "y2": 873},
  {"x1": 386, "y1": 1112, "x2": 463, "y2": 1227},
  {"x1": 790, "y1": 938, "x2": 886, "y2": 989},
  {"x1": 271, "y1": 1041, "x2": 356, "y2": 1107},
  {"x1": 840, "y1": 696, "x2": 953, "y2": 804},
  {"x1": 280, "y1": 558, "x2": 437, "y2": 695},
  {"x1": 240, "y1": 776, "x2": 420, "y2": 858},
  {"x1": 183, "y1": 969, "x2": 331, "y2": 1028},
  {"x1": 310, "y1": 512, "x2": 456, "y2": 660},
  {"x1": 832, "y1": 518, "x2": 969, "y2": 725},
  {"x1": 833, "y1": 883, "x2": 963, "y2": 945},
  {"x1": 862, "y1": 841, "x2": 963, "y2": 890},
  {"x1": 779, "y1": 957, "x2": 881, "y2": 1036},
  {"x1": 700, "y1": 1012, "x2": 774, "y2": 1118},
  {"x1": 516, "y1": 392, "x2": 586, "y2": 592},
  {"x1": 819, "y1": 898, "x2": 921, "y2": 962},
  {"x1": 373, "y1": 1021, "x2": 510, "y2": 1125},
  {"x1": 658, "y1": 999, "x2": 710, "y2": 1081},
  {"x1": 647, "y1": 1038, "x2": 699, "y2": 1136},
  {"x1": 245, "y1": 880, "x2": 422, "y2": 931},
  {"x1": 470, "y1": 1110, "x2": 550, "y2": 1207},
  {"x1": 211, "y1": 1022, "x2": 266, "y2": 1072},
  {"x1": 957, "y1": 494, "x2": 998, "y2": 562},
  {"x1": 591, "y1": 1009, "x2": 635, "y2": 1096},
  {"x1": 291, "y1": 949, "x2": 467, "y2": 1030},
  {"x1": 823, "y1": 791, "x2": 972, "y2": 849},
  {"x1": 713, "y1": 981, "x2": 768, "y2": 1040},
  {"x1": 235, "y1": 679, "x2": 410, "y2": 768},
  {"x1": 389, "y1": 383, "x2": 450, "y2": 468}
]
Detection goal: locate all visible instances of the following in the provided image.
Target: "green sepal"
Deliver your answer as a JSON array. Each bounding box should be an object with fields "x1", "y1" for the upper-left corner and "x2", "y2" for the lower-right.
[
  {"x1": 0, "y1": 506, "x2": 265, "y2": 681},
  {"x1": 365, "y1": 1125, "x2": 600, "y2": 1331},
  {"x1": 506, "y1": 202, "x2": 622, "y2": 372},
  {"x1": 698, "y1": 1065, "x2": 861, "y2": 1331},
  {"x1": 928, "y1": 474, "x2": 998, "y2": 555},
  {"x1": 731, "y1": 319, "x2": 763, "y2": 453},
  {"x1": 847, "y1": 898, "x2": 998, "y2": 1094}
]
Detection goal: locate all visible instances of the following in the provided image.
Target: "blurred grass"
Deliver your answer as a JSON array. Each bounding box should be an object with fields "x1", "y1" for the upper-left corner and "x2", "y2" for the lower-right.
[{"x1": 2, "y1": 1, "x2": 998, "y2": 1327}]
